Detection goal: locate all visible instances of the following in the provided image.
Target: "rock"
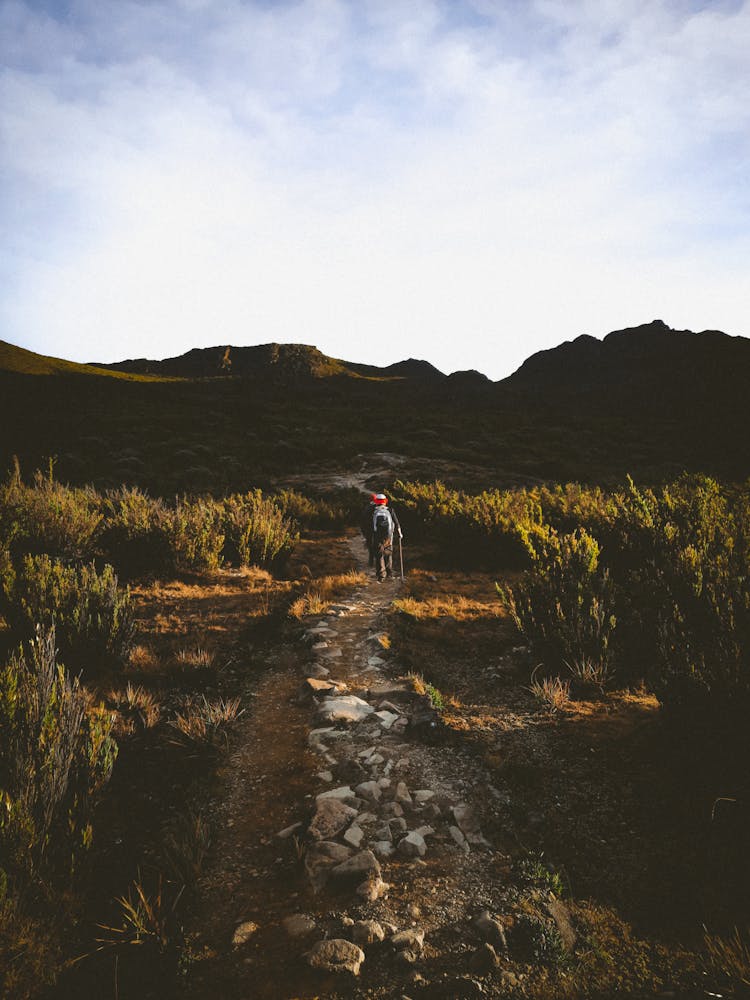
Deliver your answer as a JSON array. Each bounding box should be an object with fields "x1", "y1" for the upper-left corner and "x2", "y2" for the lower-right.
[
  {"x1": 330, "y1": 849, "x2": 382, "y2": 884},
  {"x1": 343, "y1": 824, "x2": 365, "y2": 849},
  {"x1": 414, "y1": 790, "x2": 435, "y2": 804},
  {"x1": 307, "y1": 663, "x2": 331, "y2": 679},
  {"x1": 307, "y1": 939, "x2": 365, "y2": 976},
  {"x1": 352, "y1": 920, "x2": 385, "y2": 946},
  {"x1": 377, "y1": 776, "x2": 391, "y2": 789},
  {"x1": 356, "y1": 811, "x2": 378, "y2": 826},
  {"x1": 388, "y1": 816, "x2": 408, "y2": 834},
  {"x1": 305, "y1": 841, "x2": 353, "y2": 891},
  {"x1": 395, "y1": 949, "x2": 418, "y2": 967},
  {"x1": 357, "y1": 746, "x2": 377, "y2": 759},
  {"x1": 397, "y1": 831, "x2": 427, "y2": 858},
  {"x1": 474, "y1": 911, "x2": 508, "y2": 954},
  {"x1": 368, "y1": 753, "x2": 385, "y2": 765},
  {"x1": 413, "y1": 825, "x2": 435, "y2": 839},
  {"x1": 407, "y1": 903, "x2": 421, "y2": 919},
  {"x1": 395, "y1": 782, "x2": 413, "y2": 806},
  {"x1": 320, "y1": 647, "x2": 343, "y2": 659},
  {"x1": 316, "y1": 770, "x2": 333, "y2": 783},
  {"x1": 232, "y1": 920, "x2": 259, "y2": 947},
  {"x1": 341, "y1": 915, "x2": 354, "y2": 926},
  {"x1": 469, "y1": 942, "x2": 500, "y2": 974},
  {"x1": 374, "y1": 825, "x2": 392, "y2": 842},
  {"x1": 367, "y1": 681, "x2": 412, "y2": 700},
  {"x1": 452, "y1": 804, "x2": 489, "y2": 846},
  {"x1": 368, "y1": 655, "x2": 385, "y2": 667},
  {"x1": 355, "y1": 780, "x2": 382, "y2": 802},
  {"x1": 373, "y1": 841, "x2": 394, "y2": 859},
  {"x1": 391, "y1": 928, "x2": 425, "y2": 953},
  {"x1": 312, "y1": 641, "x2": 329, "y2": 650},
  {"x1": 276, "y1": 821, "x2": 303, "y2": 840},
  {"x1": 376, "y1": 710, "x2": 400, "y2": 729},
  {"x1": 449, "y1": 825, "x2": 469, "y2": 852},
  {"x1": 546, "y1": 897, "x2": 577, "y2": 951},
  {"x1": 356, "y1": 875, "x2": 389, "y2": 901},
  {"x1": 302, "y1": 677, "x2": 346, "y2": 697},
  {"x1": 316, "y1": 785, "x2": 356, "y2": 802},
  {"x1": 381, "y1": 801, "x2": 404, "y2": 818},
  {"x1": 317, "y1": 696, "x2": 375, "y2": 725},
  {"x1": 308, "y1": 799, "x2": 358, "y2": 841},
  {"x1": 282, "y1": 913, "x2": 317, "y2": 939}
]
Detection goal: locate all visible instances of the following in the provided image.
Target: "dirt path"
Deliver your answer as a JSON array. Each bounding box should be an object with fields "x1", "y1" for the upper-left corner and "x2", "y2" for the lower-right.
[{"x1": 184, "y1": 534, "x2": 523, "y2": 998}]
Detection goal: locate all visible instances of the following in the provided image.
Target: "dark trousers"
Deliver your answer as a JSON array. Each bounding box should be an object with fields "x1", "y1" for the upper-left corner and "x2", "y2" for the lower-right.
[{"x1": 375, "y1": 540, "x2": 393, "y2": 580}]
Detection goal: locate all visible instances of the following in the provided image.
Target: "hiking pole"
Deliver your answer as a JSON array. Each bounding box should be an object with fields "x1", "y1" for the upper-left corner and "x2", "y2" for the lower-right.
[{"x1": 398, "y1": 532, "x2": 405, "y2": 581}]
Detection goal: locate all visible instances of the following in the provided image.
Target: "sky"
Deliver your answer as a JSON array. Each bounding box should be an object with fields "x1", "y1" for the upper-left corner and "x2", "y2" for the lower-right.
[{"x1": 1, "y1": 0, "x2": 749, "y2": 380}]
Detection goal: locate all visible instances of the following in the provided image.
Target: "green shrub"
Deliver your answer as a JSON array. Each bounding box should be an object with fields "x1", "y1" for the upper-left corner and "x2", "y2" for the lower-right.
[
  {"x1": 164, "y1": 497, "x2": 225, "y2": 573},
  {"x1": 0, "y1": 463, "x2": 102, "y2": 562},
  {"x1": 393, "y1": 479, "x2": 551, "y2": 567},
  {"x1": 222, "y1": 491, "x2": 298, "y2": 567},
  {"x1": 0, "y1": 555, "x2": 135, "y2": 671},
  {"x1": 0, "y1": 628, "x2": 117, "y2": 886},
  {"x1": 499, "y1": 528, "x2": 617, "y2": 675},
  {"x1": 275, "y1": 487, "x2": 361, "y2": 530},
  {"x1": 100, "y1": 486, "x2": 171, "y2": 577}
]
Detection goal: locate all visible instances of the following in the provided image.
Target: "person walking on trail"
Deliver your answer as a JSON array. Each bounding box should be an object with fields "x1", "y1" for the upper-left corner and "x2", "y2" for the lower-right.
[
  {"x1": 360, "y1": 493, "x2": 378, "y2": 567},
  {"x1": 368, "y1": 493, "x2": 402, "y2": 582}
]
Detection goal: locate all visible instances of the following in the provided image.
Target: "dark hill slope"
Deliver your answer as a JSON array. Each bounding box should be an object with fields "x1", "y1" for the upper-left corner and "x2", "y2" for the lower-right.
[
  {"x1": 503, "y1": 319, "x2": 750, "y2": 407},
  {"x1": 2, "y1": 321, "x2": 750, "y2": 491},
  {"x1": 93, "y1": 344, "x2": 443, "y2": 382}
]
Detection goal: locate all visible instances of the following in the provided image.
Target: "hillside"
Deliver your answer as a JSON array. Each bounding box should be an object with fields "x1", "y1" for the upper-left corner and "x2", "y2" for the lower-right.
[
  {"x1": 91, "y1": 343, "x2": 444, "y2": 382},
  {"x1": 2, "y1": 320, "x2": 750, "y2": 490}
]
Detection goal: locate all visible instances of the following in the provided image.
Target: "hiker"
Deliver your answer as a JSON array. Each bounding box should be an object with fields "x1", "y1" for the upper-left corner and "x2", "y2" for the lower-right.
[
  {"x1": 360, "y1": 493, "x2": 378, "y2": 566},
  {"x1": 369, "y1": 493, "x2": 402, "y2": 582}
]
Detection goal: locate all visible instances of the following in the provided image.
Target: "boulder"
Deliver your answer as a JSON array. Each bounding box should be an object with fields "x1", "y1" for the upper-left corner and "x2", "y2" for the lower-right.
[
  {"x1": 352, "y1": 920, "x2": 385, "y2": 946},
  {"x1": 316, "y1": 785, "x2": 356, "y2": 803},
  {"x1": 394, "y1": 782, "x2": 413, "y2": 806},
  {"x1": 343, "y1": 824, "x2": 365, "y2": 849},
  {"x1": 330, "y1": 849, "x2": 381, "y2": 884},
  {"x1": 355, "y1": 780, "x2": 382, "y2": 802},
  {"x1": 452, "y1": 803, "x2": 490, "y2": 846},
  {"x1": 282, "y1": 913, "x2": 317, "y2": 939},
  {"x1": 307, "y1": 939, "x2": 365, "y2": 976},
  {"x1": 397, "y1": 831, "x2": 427, "y2": 858},
  {"x1": 305, "y1": 841, "x2": 353, "y2": 891},
  {"x1": 308, "y1": 799, "x2": 358, "y2": 841},
  {"x1": 317, "y1": 696, "x2": 374, "y2": 725},
  {"x1": 391, "y1": 928, "x2": 425, "y2": 953}
]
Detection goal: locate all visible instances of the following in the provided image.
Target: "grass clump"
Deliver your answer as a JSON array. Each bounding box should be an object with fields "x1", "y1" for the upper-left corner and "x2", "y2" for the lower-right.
[
  {"x1": 165, "y1": 497, "x2": 225, "y2": 573},
  {"x1": 528, "y1": 668, "x2": 571, "y2": 714},
  {"x1": 168, "y1": 695, "x2": 244, "y2": 751},
  {"x1": 702, "y1": 926, "x2": 750, "y2": 996}
]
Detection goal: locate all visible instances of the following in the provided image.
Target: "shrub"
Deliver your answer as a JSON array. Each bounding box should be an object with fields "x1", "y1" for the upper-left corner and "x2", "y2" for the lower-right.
[
  {"x1": 168, "y1": 696, "x2": 243, "y2": 751},
  {"x1": 499, "y1": 528, "x2": 617, "y2": 675},
  {"x1": 0, "y1": 463, "x2": 102, "y2": 562},
  {"x1": 275, "y1": 487, "x2": 360, "y2": 530},
  {"x1": 0, "y1": 554, "x2": 135, "y2": 671},
  {"x1": 0, "y1": 628, "x2": 117, "y2": 887},
  {"x1": 223, "y1": 491, "x2": 298, "y2": 568},
  {"x1": 164, "y1": 497, "x2": 225, "y2": 573},
  {"x1": 100, "y1": 486, "x2": 171, "y2": 577}
]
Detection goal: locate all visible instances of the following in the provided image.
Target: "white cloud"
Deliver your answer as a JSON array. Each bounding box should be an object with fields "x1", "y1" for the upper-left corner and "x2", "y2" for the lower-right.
[{"x1": 1, "y1": 0, "x2": 749, "y2": 378}]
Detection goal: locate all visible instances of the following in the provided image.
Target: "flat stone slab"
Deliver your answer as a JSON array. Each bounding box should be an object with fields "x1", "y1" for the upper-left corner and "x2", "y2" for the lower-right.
[
  {"x1": 232, "y1": 920, "x2": 259, "y2": 947},
  {"x1": 317, "y1": 696, "x2": 374, "y2": 725}
]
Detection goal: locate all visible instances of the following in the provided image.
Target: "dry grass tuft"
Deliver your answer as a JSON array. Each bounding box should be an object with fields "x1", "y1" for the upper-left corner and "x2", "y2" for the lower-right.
[
  {"x1": 702, "y1": 926, "x2": 750, "y2": 993},
  {"x1": 529, "y1": 667, "x2": 571, "y2": 714},
  {"x1": 108, "y1": 682, "x2": 161, "y2": 731},
  {"x1": 169, "y1": 695, "x2": 244, "y2": 750},
  {"x1": 128, "y1": 644, "x2": 161, "y2": 671},
  {"x1": 289, "y1": 570, "x2": 366, "y2": 619},
  {"x1": 175, "y1": 645, "x2": 216, "y2": 671}
]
